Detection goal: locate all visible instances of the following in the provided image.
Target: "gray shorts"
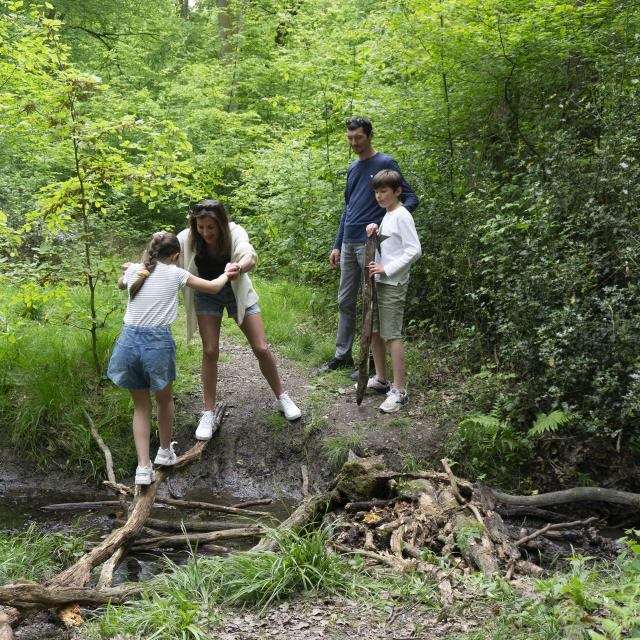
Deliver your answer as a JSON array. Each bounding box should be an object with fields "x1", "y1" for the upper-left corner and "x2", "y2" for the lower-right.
[
  {"x1": 195, "y1": 282, "x2": 260, "y2": 324},
  {"x1": 373, "y1": 281, "x2": 408, "y2": 341}
]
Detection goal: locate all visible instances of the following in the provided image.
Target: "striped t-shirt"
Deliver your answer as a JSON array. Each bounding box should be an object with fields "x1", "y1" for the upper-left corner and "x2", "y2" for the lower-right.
[{"x1": 123, "y1": 262, "x2": 190, "y2": 326}]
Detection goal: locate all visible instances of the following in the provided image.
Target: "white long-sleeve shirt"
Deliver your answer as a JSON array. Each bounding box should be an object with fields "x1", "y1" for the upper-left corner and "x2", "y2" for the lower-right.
[{"x1": 375, "y1": 205, "x2": 422, "y2": 285}]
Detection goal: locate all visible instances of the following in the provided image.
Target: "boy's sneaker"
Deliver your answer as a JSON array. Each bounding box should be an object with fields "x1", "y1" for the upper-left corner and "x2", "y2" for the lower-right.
[
  {"x1": 135, "y1": 465, "x2": 155, "y2": 486},
  {"x1": 355, "y1": 377, "x2": 391, "y2": 394},
  {"x1": 154, "y1": 441, "x2": 177, "y2": 466},
  {"x1": 275, "y1": 392, "x2": 302, "y2": 421},
  {"x1": 318, "y1": 355, "x2": 355, "y2": 374},
  {"x1": 379, "y1": 388, "x2": 409, "y2": 414},
  {"x1": 195, "y1": 410, "x2": 215, "y2": 440}
]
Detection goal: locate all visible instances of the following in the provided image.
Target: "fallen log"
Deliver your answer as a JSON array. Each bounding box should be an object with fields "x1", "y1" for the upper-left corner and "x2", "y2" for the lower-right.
[
  {"x1": 490, "y1": 487, "x2": 640, "y2": 510},
  {"x1": 130, "y1": 526, "x2": 263, "y2": 550},
  {"x1": 0, "y1": 583, "x2": 141, "y2": 609},
  {"x1": 114, "y1": 517, "x2": 250, "y2": 532}
]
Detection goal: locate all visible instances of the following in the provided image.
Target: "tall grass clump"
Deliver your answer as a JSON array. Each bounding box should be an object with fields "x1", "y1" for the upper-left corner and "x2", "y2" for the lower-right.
[
  {"x1": 0, "y1": 523, "x2": 88, "y2": 583},
  {"x1": 0, "y1": 283, "x2": 134, "y2": 476}
]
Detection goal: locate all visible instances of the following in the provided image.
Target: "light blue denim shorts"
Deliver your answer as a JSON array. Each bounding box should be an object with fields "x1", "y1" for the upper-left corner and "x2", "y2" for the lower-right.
[
  {"x1": 107, "y1": 325, "x2": 176, "y2": 391},
  {"x1": 195, "y1": 282, "x2": 260, "y2": 324}
]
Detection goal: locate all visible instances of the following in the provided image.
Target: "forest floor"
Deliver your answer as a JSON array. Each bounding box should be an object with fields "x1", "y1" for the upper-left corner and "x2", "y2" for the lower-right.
[{"x1": 6, "y1": 334, "x2": 463, "y2": 640}]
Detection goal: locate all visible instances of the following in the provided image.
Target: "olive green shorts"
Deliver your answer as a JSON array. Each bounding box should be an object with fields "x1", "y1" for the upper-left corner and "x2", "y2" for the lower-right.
[{"x1": 373, "y1": 281, "x2": 408, "y2": 341}]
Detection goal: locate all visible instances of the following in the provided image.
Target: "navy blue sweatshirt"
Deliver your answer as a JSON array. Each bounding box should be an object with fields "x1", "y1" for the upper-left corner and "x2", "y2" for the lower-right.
[{"x1": 333, "y1": 152, "x2": 419, "y2": 249}]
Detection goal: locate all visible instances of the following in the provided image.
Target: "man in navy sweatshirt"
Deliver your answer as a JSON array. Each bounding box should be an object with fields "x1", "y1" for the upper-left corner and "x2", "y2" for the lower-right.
[{"x1": 319, "y1": 116, "x2": 419, "y2": 373}]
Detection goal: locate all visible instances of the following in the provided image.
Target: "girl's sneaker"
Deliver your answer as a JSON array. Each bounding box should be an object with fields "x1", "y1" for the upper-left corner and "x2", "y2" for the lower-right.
[
  {"x1": 154, "y1": 441, "x2": 177, "y2": 466},
  {"x1": 379, "y1": 388, "x2": 408, "y2": 413},
  {"x1": 135, "y1": 465, "x2": 155, "y2": 486}
]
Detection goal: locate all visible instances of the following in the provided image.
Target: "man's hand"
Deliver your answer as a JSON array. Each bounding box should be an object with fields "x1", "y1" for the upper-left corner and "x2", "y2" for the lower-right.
[
  {"x1": 366, "y1": 223, "x2": 379, "y2": 237},
  {"x1": 368, "y1": 261, "x2": 385, "y2": 277},
  {"x1": 329, "y1": 249, "x2": 340, "y2": 268}
]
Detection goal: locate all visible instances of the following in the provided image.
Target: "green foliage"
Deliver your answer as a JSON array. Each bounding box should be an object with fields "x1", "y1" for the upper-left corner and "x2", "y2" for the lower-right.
[
  {"x1": 528, "y1": 410, "x2": 574, "y2": 437},
  {"x1": 0, "y1": 523, "x2": 89, "y2": 584}
]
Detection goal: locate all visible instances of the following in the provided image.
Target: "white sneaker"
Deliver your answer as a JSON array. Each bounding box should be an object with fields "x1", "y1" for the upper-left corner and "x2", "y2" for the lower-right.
[
  {"x1": 154, "y1": 441, "x2": 177, "y2": 466},
  {"x1": 275, "y1": 392, "x2": 302, "y2": 421},
  {"x1": 354, "y1": 376, "x2": 390, "y2": 394},
  {"x1": 379, "y1": 388, "x2": 409, "y2": 414},
  {"x1": 195, "y1": 410, "x2": 215, "y2": 440},
  {"x1": 135, "y1": 465, "x2": 155, "y2": 486}
]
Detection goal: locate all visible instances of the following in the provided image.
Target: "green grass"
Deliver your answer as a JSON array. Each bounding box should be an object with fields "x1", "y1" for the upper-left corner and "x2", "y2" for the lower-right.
[
  {"x1": 322, "y1": 432, "x2": 364, "y2": 469},
  {"x1": 0, "y1": 523, "x2": 89, "y2": 583}
]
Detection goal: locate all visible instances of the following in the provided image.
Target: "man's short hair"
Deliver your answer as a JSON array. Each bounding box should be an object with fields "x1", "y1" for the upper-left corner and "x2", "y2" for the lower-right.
[
  {"x1": 346, "y1": 116, "x2": 373, "y2": 136},
  {"x1": 372, "y1": 169, "x2": 402, "y2": 191}
]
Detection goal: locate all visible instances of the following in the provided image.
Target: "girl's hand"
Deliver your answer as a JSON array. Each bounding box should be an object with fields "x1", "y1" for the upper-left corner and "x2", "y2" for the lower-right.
[
  {"x1": 368, "y1": 261, "x2": 385, "y2": 276},
  {"x1": 366, "y1": 224, "x2": 379, "y2": 237},
  {"x1": 120, "y1": 262, "x2": 132, "y2": 271},
  {"x1": 225, "y1": 262, "x2": 241, "y2": 280}
]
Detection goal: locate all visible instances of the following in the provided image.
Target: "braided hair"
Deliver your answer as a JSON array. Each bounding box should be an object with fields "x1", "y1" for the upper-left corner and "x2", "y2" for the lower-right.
[{"x1": 129, "y1": 232, "x2": 181, "y2": 300}]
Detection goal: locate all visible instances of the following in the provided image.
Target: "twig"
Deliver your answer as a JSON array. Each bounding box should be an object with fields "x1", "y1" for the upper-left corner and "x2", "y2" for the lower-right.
[
  {"x1": 231, "y1": 498, "x2": 273, "y2": 509},
  {"x1": 301, "y1": 464, "x2": 309, "y2": 497}
]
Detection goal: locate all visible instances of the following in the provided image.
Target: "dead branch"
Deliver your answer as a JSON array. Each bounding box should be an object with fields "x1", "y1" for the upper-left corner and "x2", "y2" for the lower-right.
[
  {"x1": 301, "y1": 464, "x2": 309, "y2": 497},
  {"x1": 0, "y1": 583, "x2": 141, "y2": 609},
  {"x1": 440, "y1": 459, "x2": 466, "y2": 505},
  {"x1": 114, "y1": 517, "x2": 250, "y2": 532},
  {"x1": 41, "y1": 501, "x2": 123, "y2": 510},
  {"x1": 103, "y1": 483, "x2": 270, "y2": 517},
  {"x1": 515, "y1": 517, "x2": 598, "y2": 547},
  {"x1": 490, "y1": 487, "x2": 640, "y2": 510},
  {"x1": 252, "y1": 490, "x2": 340, "y2": 553},
  {"x1": 130, "y1": 526, "x2": 263, "y2": 550},
  {"x1": 231, "y1": 498, "x2": 273, "y2": 509},
  {"x1": 96, "y1": 548, "x2": 126, "y2": 591}
]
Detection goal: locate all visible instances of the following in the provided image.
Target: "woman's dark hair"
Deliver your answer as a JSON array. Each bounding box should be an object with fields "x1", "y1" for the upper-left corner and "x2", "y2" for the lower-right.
[
  {"x1": 129, "y1": 231, "x2": 181, "y2": 300},
  {"x1": 189, "y1": 199, "x2": 232, "y2": 259}
]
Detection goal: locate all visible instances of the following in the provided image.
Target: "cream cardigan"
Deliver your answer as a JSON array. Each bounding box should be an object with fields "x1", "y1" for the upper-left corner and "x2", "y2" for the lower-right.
[{"x1": 177, "y1": 223, "x2": 258, "y2": 340}]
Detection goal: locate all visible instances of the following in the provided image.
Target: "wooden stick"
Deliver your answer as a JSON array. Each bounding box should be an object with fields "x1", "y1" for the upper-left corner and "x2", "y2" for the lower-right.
[
  {"x1": 301, "y1": 464, "x2": 309, "y2": 498},
  {"x1": 515, "y1": 517, "x2": 598, "y2": 547},
  {"x1": 84, "y1": 410, "x2": 116, "y2": 486},
  {"x1": 230, "y1": 498, "x2": 273, "y2": 509}
]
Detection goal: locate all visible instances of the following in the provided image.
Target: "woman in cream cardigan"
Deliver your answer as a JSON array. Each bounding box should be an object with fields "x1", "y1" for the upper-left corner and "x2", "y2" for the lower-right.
[{"x1": 178, "y1": 200, "x2": 301, "y2": 438}]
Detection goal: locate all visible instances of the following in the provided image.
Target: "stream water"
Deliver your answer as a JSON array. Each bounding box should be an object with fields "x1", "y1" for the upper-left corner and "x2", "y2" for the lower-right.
[{"x1": 0, "y1": 485, "x2": 295, "y2": 583}]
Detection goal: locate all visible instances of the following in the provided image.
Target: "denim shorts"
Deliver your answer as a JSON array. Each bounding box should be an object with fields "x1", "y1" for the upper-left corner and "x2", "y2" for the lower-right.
[
  {"x1": 107, "y1": 325, "x2": 176, "y2": 391},
  {"x1": 195, "y1": 282, "x2": 260, "y2": 323}
]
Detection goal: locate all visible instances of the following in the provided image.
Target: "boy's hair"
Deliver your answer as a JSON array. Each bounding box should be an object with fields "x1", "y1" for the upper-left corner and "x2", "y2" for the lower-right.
[
  {"x1": 189, "y1": 199, "x2": 232, "y2": 260},
  {"x1": 346, "y1": 116, "x2": 373, "y2": 136},
  {"x1": 129, "y1": 232, "x2": 181, "y2": 300},
  {"x1": 372, "y1": 169, "x2": 402, "y2": 191}
]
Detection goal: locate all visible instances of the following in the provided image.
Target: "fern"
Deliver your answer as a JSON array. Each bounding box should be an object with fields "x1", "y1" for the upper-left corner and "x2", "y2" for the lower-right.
[{"x1": 528, "y1": 410, "x2": 573, "y2": 437}]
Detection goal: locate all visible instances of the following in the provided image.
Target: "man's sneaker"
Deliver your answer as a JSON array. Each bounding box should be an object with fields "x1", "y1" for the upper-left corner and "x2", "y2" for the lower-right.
[
  {"x1": 135, "y1": 465, "x2": 155, "y2": 486},
  {"x1": 379, "y1": 388, "x2": 409, "y2": 414},
  {"x1": 195, "y1": 410, "x2": 215, "y2": 440},
  {"x1": 276, "y1": 392, "x2": 302, "y2": 421},
  {"x1": 318, "y1": 356, "x2": 355, "y2": 374},
  {"x1": 154, "y1": 441, "x2": 177, "y2": 466},
  {"x1": 355, "y1": 377, "x2": 390, "y2": 394}
]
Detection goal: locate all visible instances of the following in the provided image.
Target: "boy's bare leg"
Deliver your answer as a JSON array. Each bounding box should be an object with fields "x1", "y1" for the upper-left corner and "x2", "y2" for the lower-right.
[
  {"x1": 387, "y1": 338, "x2": 406, "y2": 391},
  {"x1": 371, "y1": 332, "x2": 387, "y2": 382}
]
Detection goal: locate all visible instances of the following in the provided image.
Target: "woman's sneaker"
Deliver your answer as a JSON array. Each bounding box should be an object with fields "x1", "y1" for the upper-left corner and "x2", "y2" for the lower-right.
[
  {"x1": 154, "y1": 441, "x2": 177, "y2": 466},
  {"x1": 135, "y1": 465, "x2": 155, "y2": 486},
  {"x1": 379, "y1": 388, "x2": 409, "y2": 413},
  {"x1": 195, "y1": 410, "x2": 215, "y2": 440},
  {"x1": 275, "y1": 392, "x2": 302, "y2": 421},
  {"x1": 354, "y1": 377, "x2": 390, "y2": 394}
]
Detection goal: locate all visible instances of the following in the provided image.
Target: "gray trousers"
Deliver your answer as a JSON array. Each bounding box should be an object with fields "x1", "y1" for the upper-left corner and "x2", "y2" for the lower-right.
[{"x1": 335, "y1": 241, "x2": 366, "y2": 360}]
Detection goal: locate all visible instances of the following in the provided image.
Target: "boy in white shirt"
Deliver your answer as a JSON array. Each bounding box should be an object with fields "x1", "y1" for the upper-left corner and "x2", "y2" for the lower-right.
[{"x1": 364, "y1": 170, "x2": 422, "y2": 413}]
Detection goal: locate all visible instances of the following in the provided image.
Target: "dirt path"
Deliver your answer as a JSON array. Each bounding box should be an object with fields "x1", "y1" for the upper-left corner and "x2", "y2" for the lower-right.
[{"x1": 168, "y1": 335, "x2": 446, "y2": 500}]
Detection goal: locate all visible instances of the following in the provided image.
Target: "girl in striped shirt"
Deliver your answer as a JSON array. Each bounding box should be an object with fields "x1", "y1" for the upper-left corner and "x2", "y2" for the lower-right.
[{"x1": 108, "y1": 232, "x2": 234, "y2": 486}]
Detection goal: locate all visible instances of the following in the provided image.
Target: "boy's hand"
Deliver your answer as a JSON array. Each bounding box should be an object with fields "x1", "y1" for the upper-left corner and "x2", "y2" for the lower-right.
[
  {"x1": 366, "y1": 224, "x2": 379, "y2": 237},
  {"x1": 368, "y1": 261, "x2": 385, "y2": 276}
]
